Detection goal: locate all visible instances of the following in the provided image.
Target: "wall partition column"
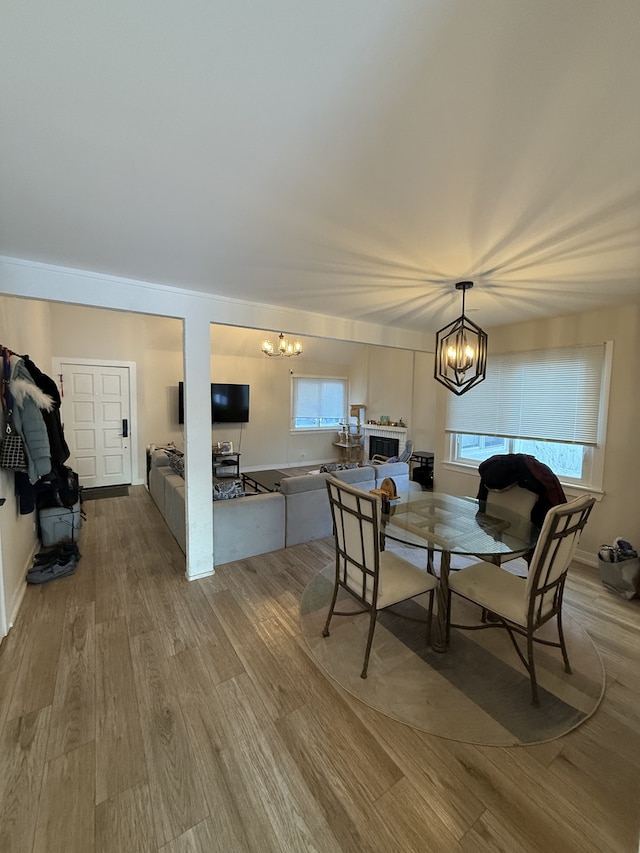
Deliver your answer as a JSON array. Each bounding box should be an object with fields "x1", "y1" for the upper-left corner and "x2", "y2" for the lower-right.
[{"x1": 183, "y1": 312, "x2": 214, "y2": 580}]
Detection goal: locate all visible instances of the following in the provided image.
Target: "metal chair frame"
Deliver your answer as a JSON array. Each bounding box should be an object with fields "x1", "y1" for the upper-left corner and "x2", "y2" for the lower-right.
[
  {"x1": 323, "y1": 476, "x2": 435, "y2": 678},
  {"x1": 447, "y1": 496, "x2": 595, "y2": 705}
]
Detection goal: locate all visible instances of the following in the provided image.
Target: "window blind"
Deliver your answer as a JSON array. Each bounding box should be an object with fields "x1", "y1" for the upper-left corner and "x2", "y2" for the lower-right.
[
  {"x1": 446, "y1": 344, "x2": 606, "y2": 446},
  {"x1": 292, "y1": 377, "x2": 346, "y2": 422}
]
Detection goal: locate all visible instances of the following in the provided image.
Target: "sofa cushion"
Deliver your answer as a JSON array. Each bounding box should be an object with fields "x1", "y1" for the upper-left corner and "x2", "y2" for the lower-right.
[
  {"x1": 279, "y1": 473, "x2": 329, "y2": 495},
  {"x1": 333, "y1": 465, "x2": 376, "y2": 492},
  {"x1": 151, "y1": 449, "x2": 171, "y2": 467},
  {"x1": 164, "y1": 473, "x2": 186, "y2": 511},
  {"x1": 149, "y1": 464, "x2": 174, "y2": 514},
  {"x1": 165, "y1": 483, "x2": 186, "y2": 552},
  {"x1": 280, "y1": 473, "x2": 332, "y2": 547}
]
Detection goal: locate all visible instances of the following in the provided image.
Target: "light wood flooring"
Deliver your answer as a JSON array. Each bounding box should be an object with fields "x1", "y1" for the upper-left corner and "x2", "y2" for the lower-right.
[{"x1": 0, "y1": 485, "x2": 639, "y2": 852}]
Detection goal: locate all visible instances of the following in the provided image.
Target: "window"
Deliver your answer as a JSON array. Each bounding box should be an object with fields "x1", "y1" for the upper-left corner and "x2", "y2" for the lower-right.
[
  {"x1": 291, "y1": 376, "x2": 347, "y2": 431},
  {"x1": 453, "y1": 435, "x2": 588, "y2": 481},
  {"x1": 447, "y1": 343, "x2": 612, "y2": 490}
]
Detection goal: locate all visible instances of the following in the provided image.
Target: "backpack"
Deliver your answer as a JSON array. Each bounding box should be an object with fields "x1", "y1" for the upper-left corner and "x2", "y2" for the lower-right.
[
  {"x1": 36, "y1": 463, "x2": 82, "y2": 510},
  {"x1": 54, "y1": 464, "x2": 81, "y2": 508}
]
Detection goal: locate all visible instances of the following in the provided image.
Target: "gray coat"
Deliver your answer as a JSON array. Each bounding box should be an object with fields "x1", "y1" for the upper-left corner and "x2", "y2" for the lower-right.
[{"x1": 9, "y1": 356, "x2": 54, "y2": 483}]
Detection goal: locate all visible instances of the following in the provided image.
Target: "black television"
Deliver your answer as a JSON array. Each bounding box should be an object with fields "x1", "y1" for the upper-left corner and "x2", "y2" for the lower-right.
[{"x1": 178, "y1": 382, "x2": 250, "y2": 424}]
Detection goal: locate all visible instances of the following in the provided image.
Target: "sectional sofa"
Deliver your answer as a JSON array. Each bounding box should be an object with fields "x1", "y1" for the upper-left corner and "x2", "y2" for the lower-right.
[{"x1": 148, "y1": 449, "x2": 419, "y2": 566}]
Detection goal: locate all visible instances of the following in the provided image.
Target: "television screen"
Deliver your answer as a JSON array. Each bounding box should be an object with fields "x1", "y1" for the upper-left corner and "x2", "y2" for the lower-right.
[
  {"x1": 211, "y1": 382, "x2": 250, "y2": 423},
  {"x1": 178, "y1": 382, "x2": 250, "y2": 424}
]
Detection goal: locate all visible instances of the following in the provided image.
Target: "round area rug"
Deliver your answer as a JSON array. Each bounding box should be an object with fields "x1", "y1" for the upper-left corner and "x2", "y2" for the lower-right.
[{"x1": 300, "y1": 561, "x2": 605, "y2": 746}]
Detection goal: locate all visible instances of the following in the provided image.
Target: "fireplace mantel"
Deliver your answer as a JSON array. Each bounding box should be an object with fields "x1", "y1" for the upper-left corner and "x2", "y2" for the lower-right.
[{"x1": 360, "y1": 424, "x2": 408, "y2": 459}]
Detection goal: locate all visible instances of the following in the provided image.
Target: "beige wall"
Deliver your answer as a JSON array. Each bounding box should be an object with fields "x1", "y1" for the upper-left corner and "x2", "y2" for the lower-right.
[
  {"x1": 47, "y1": 306, "x2": 430, "y2": 472},
  {"x1": 410, "y1": 350, "x2": 437, "y2": 455},
  {"x1": 0, "y1": 296, "x2": 54, "y2": 627},
  {"x1": 364, "y1": 346, "x2": 414, "y2": 425},
  {"x1": 434, "y1": 302, "x2": 640, "y2": 562}
]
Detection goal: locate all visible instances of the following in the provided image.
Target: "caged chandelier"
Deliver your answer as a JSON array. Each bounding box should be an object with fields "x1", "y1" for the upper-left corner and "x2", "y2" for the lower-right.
[
  {"x1": 434, "y1": 281, "x2": 487, "y2": 395},
  {"x1": 261, "y1": 332, "x2": 303, "y2": 358}
]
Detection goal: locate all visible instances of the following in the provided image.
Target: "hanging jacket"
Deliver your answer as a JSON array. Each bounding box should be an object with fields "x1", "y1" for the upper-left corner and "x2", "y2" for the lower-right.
[
  {"x1": 9, "y1": 355, "x2": 54, "y2": 483},
  {"x1": 477, "y1": 453, "x2": 567, "y2": 530},
  {"x1": 22, "y1": 356, "x2": 70, "y2": 465}
]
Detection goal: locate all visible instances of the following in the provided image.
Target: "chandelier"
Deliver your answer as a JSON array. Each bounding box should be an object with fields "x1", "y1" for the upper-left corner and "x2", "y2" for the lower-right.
[
  {"x1": 261, "y1": 332, "x2": 303, "y2": 357},
  {"x1": 434, "y1": 282, "x2": 487, "y2": 395}
]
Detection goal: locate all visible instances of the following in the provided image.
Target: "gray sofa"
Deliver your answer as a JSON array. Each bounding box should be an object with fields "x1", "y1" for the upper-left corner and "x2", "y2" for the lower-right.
[
  {"x1": 149, "y1": 450, "x2": 285, "y2": 564},
  {"x1": 279, "y1": 465, "x2": 377, "y2": 546},
  {"x1": 148, "y1": 450, "x2": 419, "y2": 566}
]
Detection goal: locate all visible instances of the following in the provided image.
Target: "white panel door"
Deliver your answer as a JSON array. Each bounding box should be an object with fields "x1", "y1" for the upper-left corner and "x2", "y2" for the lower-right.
[{"x1": 60, "y1": 363, "x2": 132, "y2": 488}]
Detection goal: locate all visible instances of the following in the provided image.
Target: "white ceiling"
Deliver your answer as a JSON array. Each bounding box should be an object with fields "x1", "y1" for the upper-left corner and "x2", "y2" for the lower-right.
[{"x1": 1, "y1": 0, "x2": 639, "y2": 334}]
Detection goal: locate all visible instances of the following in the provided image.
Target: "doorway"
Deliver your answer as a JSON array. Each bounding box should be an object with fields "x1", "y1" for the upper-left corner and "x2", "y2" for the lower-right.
[{"x1": 53, "y1": 358, "x2": 136, "y2": 489}]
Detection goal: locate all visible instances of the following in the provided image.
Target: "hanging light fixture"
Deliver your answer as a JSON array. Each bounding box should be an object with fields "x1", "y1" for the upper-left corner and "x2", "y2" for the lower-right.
[
  {"x1": 261, "y1": 332, "x2": 303, "y2": 357},
  {"x1": 434, "y1": 281, "x2": 487, "y2": 395}
]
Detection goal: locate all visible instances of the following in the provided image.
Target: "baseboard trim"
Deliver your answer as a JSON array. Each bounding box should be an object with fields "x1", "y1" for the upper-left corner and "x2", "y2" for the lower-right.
[
  {"x1": 186, "y1": 567, "x2": 215, "y2": 581},
  {"x1": 574, "y1": 548, "x2": 597, "y2": 568}
]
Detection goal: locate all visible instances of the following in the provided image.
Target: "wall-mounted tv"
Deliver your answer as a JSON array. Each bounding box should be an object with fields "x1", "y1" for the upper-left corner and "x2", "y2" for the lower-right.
[{"x1": 178, "y1": 382, "x2": 250, "y2": 424}]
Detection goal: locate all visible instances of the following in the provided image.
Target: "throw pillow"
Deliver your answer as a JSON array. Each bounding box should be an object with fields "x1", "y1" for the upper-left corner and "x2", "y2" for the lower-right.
[
  {"x1": 320, "y1": 462, "x2": 359, "y2": 473},
  {"x1": 213, "y1": 479, "x2": 244, "y2": 501},
  {"x1": 167, "y1": 450, "x2": 185, "y2": 478}
]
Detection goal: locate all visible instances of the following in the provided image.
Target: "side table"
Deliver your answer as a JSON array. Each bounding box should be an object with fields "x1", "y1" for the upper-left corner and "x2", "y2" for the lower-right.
[
  {"x1": 410, "y1": 451, "x2": 434, "y2": 489},
  {"x1": 212, "y1": 452, "x2": 241, "y2": 478}
]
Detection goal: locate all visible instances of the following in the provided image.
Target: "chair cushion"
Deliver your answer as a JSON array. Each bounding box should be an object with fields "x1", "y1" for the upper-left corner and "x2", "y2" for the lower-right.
[
  {"x1": 448, "y1": 561, "x2": 529, "y2": 626},
  {"x1": 377, "y1": 551, "x2": 438, "y2": 609},
  {"x1": 486, "y1": 485, "x2": 537, "y2": 520}
]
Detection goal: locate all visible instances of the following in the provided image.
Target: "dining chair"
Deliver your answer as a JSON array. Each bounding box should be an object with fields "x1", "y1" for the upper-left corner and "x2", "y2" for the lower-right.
[
  {"x1": 483, "y1": 484, "x2": 538, "y2": 567},
  {"x1": 477, "y1": 453, "x2": 567, "y2": 529},
  {"x1": 324, "y1": 475, "x2": 438, "y2": 678},
  {"x1": 477, "y1": 454, "x2": 567, "y2": 567},
  {"x1": 446, "y1": 494, "x2": 596, "y2": 705}
]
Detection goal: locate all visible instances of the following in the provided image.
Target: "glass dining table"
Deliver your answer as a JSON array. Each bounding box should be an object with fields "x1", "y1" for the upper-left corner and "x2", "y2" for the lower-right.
[{"x1": 381, "y1": 491, "x2": 539, "y2": 652}]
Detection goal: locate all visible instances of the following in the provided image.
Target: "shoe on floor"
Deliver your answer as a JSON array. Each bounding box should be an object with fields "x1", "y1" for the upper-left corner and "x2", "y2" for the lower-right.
[
  {"x1": 26, "y1": 557, "x2": 78, "y2": 584},
  {"x1": 33, "y1": 542, "x2": 81, "y2": 564}
]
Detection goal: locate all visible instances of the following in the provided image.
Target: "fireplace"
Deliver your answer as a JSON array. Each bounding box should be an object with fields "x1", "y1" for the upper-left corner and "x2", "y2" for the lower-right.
[
  {"x1": 361, "y1": 424, "x2": 408, "y2": 460},
  {"x1": 369, "y1": 436, "x2": 399, "y2": 460}
]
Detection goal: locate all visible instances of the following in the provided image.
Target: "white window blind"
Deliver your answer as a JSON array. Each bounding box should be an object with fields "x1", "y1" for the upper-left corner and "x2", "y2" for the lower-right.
[
  {"x1": 446, "y1": 344, "x2": 606, "y2": 446},
  {"x1": 292, "y1": 376, "x2": 346, "y2": 426}
]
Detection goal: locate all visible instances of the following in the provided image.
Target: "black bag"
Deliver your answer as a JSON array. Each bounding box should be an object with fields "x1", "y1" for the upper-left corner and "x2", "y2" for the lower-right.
[
  {"x1": 55, "y1": 465, "x2": 81, "y2": 508},
  {"x1": 35, "y1": 463, "x2": 81, "y2": 510}
]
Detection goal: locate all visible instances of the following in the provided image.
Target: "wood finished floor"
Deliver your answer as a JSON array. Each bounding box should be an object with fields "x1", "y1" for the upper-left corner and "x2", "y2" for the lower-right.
[{"x1": 0, "y1": 485, "x2": 639, "y2": 852}]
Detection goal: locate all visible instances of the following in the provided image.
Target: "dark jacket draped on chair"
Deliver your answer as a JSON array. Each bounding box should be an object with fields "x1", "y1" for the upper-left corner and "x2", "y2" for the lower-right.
[{"x1": 476, "y1": 453, "x2": 566, "y2": 530}]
